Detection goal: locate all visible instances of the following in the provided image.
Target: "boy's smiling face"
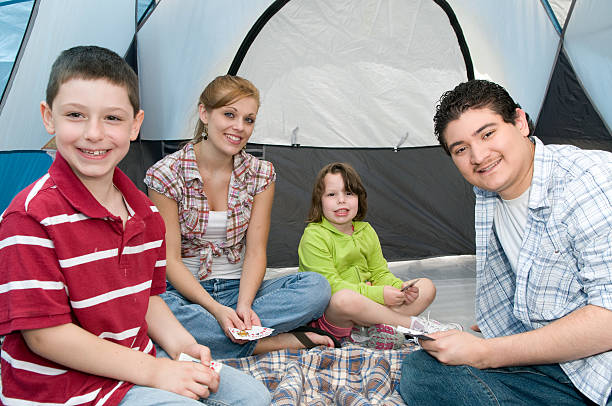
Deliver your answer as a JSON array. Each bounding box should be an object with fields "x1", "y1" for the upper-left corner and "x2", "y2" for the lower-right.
[{"x1": 41, "y1": 78, "x2": 143, "y2": 188}]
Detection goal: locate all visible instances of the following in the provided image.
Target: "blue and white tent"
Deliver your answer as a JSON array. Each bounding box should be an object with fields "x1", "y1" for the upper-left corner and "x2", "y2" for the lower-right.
[{"x1": 1, "y1": 0, "x2": 611, "y2": 265}]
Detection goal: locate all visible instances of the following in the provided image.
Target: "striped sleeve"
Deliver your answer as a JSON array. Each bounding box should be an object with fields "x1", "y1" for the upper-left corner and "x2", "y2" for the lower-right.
[{"x1": 0, "y1": 212, "x2": 72, "y2": 334}]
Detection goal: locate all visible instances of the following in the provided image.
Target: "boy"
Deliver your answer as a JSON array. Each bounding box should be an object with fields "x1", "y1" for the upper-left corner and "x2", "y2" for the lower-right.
[
  {"x1": 0, "y1": 46, "x2": 270, "y2": 405},
  {"x1": 399, "y1": 80, "x2": 612, "y2": 405}
]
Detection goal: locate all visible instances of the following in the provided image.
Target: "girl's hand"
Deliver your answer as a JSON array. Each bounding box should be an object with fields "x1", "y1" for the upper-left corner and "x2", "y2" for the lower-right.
[
  {"x1": 150, "y1": 355, "x2": 219, "y2": 399},
  {"x1": 383, "y1": 286, "x2": 407, "y2": 306},
  {"x1": 211, "y1": 305, "x2": 248, "y2": 344},
  {"x1": 401, "y1": 280, "x2": 420, "y2": 304},
  {"x1": 235, "y1": 304, "x2": 261, "y2": 331}
]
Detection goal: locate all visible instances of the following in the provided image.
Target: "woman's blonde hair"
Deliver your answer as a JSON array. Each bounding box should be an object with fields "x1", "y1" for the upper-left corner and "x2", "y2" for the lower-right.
[{"x1": 192, "y1": 75, "x2": 260, "y2": 143}]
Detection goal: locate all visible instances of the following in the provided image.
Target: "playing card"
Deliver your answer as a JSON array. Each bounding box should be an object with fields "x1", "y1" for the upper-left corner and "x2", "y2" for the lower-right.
[
  {"x1": 229, "y1": 326, "x2": 274, "y2": 341},
  {"x1": 178, "y1": 353, "x2": 223, "y2": 372},
  {"x1": 401, "y1": 279, "x2": 419, "y2": 292},
  {"x1": 396, "y1": 325, "x2": 435, "y2": 341}
]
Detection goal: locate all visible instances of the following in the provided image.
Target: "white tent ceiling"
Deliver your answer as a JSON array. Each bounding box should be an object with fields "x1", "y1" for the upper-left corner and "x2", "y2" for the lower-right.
[{"x1": 0, "y1": 0, "x2": 609, "y2": 151}]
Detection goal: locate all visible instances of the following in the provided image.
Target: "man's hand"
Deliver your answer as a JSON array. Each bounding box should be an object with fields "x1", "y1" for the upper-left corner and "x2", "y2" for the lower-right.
[{"x1": 420, "y1": 329, "x2": 490, "y2": 369}]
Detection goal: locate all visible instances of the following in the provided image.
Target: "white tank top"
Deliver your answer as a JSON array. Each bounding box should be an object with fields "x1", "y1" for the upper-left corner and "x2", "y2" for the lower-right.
[
  {"x1": 494, "y1": 187, "x2": 530, "y2": 273},
  {"x1": 182, "y1": 210, "x2": 244, "y2": 280}
]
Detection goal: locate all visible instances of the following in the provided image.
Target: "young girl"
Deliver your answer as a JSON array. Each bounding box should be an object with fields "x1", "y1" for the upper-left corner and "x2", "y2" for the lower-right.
[
  {"x1": 145, "y1": 75, "x2": 335, "y2": 359},
  {"x1": 298, "y1": 162, "x2": 440, "y2": 345}
]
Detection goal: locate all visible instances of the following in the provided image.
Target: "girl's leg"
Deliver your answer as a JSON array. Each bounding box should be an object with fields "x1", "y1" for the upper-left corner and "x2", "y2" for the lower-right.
[
  {"x1": 389, "y1": 278, "x2": 436, "y2": 317},
  {"x1": 323, "y1": 287, "x2": 434, "y2": 329}
]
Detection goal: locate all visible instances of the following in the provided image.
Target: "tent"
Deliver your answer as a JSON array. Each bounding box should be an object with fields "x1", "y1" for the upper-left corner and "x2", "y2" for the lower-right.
[{"x1": 1, "y1": 0, "x2": 611, "y2": 267}]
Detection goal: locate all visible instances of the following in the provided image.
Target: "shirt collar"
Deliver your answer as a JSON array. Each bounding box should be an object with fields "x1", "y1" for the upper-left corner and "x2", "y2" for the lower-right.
[
  {"x1": 182, "y1": 143, "x2": 251, "y2": 185},
  {"x1": 526, "y1": 137, "x2": 553, "y2": 210},
  {"x1": 49, "y1": 152, "x2": 150, "y2": 219},
  {"x1": 319, "y1": 216, "x2": 367, "y2": 235},
  {"x1": 181, "y1": 142, "x2": 203, "y2": 185}
]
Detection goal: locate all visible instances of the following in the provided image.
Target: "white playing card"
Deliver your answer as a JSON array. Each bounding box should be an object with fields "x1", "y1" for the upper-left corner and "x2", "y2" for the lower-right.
[
  {"x1": 396, "y1": 326, "x2": 435, "y2": 341},
  {"x1": 178, "y1": 353, "x2": 223, "y2": 372},
  {"x1": 229, "y1": 326, "x2": 274, "y2": 341}
]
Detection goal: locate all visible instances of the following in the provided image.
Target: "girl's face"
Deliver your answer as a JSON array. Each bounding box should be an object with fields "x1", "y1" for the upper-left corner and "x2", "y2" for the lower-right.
[
  {"x1": 321, "y1": 172, "x2": 358, "y2": 234},
  {"x1": 199, "y1": 96, "x2": 258, "y2": 157}
]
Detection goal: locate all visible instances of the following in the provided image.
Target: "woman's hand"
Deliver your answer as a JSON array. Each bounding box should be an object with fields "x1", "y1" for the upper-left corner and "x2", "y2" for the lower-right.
[
  {"x1": 211, "y1": 304, "x2": 249, "y2": 344},
  {"x1": 235, "y1": 304, "x2": 261, "y2": 331}
]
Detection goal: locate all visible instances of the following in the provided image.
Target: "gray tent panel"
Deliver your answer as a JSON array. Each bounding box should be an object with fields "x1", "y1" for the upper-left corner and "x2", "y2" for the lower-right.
[{"x1": 265, "y1": 145, "x2": 475, "y2": 266}]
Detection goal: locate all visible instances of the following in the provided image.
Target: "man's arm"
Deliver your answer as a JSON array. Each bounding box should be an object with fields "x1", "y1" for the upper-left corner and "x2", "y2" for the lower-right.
[{"x1": 421, "y1": 304, "x2": 612, "y2": 369}]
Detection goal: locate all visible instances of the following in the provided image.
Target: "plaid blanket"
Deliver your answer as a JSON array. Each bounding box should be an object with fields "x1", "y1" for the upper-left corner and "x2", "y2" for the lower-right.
[{"x1": 222, "y1": 343, "x2": 416, "y2": 405}]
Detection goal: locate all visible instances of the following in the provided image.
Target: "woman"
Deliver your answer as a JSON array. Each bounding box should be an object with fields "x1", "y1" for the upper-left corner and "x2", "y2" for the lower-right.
[{"x1": 145, "y1": 75, "x2": 334, "y2": 359}]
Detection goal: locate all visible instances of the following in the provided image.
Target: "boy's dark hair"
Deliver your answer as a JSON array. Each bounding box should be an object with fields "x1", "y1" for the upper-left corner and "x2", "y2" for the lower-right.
[
  {"x1": 46, "y1": 45, "x2": 139, "y2": 115},
  {"x1": 433, "y1": 79, "x2": 534, "y2": 155},
  {"x1": 307, "y1": 162, "x2": 368, "y2": 223}
]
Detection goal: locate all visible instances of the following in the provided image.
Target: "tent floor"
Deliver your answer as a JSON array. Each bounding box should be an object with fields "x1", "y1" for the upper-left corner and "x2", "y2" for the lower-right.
[{"x1": 266, "y1": 255, "x2": 478, "y2": 333}]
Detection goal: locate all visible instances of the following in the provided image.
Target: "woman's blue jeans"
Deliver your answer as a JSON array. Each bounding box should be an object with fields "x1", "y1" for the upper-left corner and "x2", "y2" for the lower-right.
[
  {"x1": 399, "y1": 349, "x2": 602, "y2": 405},
  {"x1": 158, "y1": 272, "x2": 331, "y2": 359}
]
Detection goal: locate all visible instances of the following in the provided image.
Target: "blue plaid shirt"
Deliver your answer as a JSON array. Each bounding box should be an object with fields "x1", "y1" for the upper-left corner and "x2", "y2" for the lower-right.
[{"x1": 474, "y1": 137, "x2": 612, "y2": 405}]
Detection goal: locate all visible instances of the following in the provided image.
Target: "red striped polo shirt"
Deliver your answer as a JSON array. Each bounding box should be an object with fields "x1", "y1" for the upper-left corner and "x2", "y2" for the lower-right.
[{"x1": 0, "y1": 153, "x2": 167, "y2": 405}]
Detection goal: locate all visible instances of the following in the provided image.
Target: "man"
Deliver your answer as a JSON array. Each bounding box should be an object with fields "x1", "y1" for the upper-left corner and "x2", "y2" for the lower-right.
[{"x1": 399, "y1": 80, "x2": 612, "y2": 405}]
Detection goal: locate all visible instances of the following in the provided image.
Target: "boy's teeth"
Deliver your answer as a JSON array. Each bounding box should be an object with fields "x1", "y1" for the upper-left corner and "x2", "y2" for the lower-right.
[{"x1": 83, "y1": 149, "x2": 106, "y2": 156}]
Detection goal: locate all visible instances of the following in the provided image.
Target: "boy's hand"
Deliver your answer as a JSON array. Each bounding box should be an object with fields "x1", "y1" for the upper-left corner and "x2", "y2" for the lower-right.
[
  {"x1": 151, "y1": 356, "x2": 219, "y2": 400},
  {"x1": 178, "y1": 343, "x2": 213, "y2": 368},
  {"x1": 383, "y1": 286, "x2": 407, "y2": 306},
  {"x1": 400, "y1": 280, "x2": 420, "y2": 304},
  {"x1": 212, "y1": 305, "x2": 249, "y2": 344},
  {"x1": 235, "y1": 304, "x2": 261, "y2": 331}
]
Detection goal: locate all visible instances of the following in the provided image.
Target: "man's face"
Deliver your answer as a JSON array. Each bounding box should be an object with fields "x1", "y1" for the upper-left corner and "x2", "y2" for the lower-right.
[{"x1": 444, "y1": 107, "x2": 534, "y2": 200}]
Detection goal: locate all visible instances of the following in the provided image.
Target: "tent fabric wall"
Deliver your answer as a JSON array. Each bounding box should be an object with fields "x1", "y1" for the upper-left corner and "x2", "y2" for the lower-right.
[
  {"x1": 235, "y1": 0, "x2": 470, "y2": 148},
  {"x1": 0, "y1": 0, "x2": 611, "y2": 264},
  {"x1": 265, "y1": 145, "x2": 475, "y2": 266},
  {"x1": 137, "y1": 0, "x2": 275, "y2": 143},
  {"x1": 0, "y1": 0, "x2": 137, "y2": 151},
  {"x1": 0, "y1": 150, "x2": 52, "y2": 212},
  {"x1": 563, "y1": 0, "x2": 612, "y2": 134}
]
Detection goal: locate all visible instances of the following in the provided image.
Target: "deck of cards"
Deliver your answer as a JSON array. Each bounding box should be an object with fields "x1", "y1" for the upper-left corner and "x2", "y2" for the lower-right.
[
  {"x1": 229, "y1": 326, "x2": 274, "y2": 341},
  {"x1": 178, "y1": 353, "x2": 223, "y2": 372}
]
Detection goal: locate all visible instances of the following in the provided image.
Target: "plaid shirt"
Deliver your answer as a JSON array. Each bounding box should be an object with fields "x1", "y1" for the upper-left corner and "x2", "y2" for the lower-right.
[
  {"x1": 144, "y1": 143, "x2": 275, "y2": 279},
  {"x1": 474, "y1": 137, "x2": 612, "y2": 405}
]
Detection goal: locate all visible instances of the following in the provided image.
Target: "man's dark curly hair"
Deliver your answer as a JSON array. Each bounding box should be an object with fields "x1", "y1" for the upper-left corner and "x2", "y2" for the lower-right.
[{"x1": 433, "y1": 80, "x2": 534, "y2": 155}]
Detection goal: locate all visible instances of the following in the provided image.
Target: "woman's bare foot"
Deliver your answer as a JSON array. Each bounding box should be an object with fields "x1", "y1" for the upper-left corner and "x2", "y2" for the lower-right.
[{"x1": 253, "y1": 331, "x2": 334, "y2": 354}]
